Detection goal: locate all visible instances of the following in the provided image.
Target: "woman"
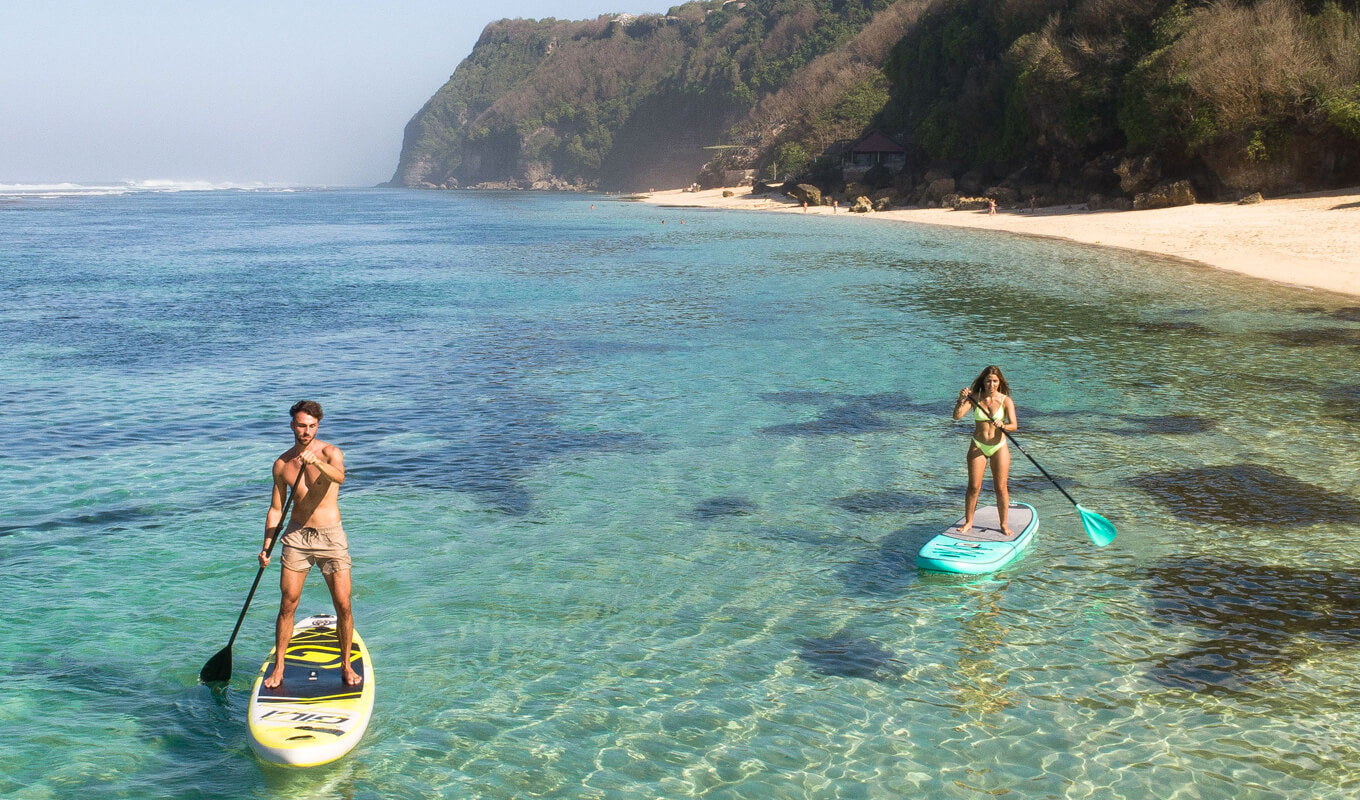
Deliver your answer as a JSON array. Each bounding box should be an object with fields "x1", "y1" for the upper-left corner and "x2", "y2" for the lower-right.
[{"x1": 952, "y1": 365, "x2": 1019, "y2": 535}]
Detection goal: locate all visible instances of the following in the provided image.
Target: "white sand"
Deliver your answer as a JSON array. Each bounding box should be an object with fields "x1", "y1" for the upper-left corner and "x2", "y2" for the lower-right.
[{"x1": 640, "y1": 186, "x2": 1360, "y2": 299}]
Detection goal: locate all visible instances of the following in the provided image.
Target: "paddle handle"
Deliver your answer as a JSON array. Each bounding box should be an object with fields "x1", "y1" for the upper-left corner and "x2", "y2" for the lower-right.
[
  {"x1": 963, "y1": 391, "x2": 1080, "y2": 509},
  {"x1": 222, "y1": 467, "x2": 306, "y2": 650}
]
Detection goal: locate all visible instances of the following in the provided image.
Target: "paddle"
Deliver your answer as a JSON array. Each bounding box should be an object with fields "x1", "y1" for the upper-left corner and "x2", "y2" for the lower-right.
[
  {"x1": 964, "y1": 390, "x2": 1117, "y2": 547},
  {"x1": 199, "y1": 466, "x2": 307, "y2": 684}
]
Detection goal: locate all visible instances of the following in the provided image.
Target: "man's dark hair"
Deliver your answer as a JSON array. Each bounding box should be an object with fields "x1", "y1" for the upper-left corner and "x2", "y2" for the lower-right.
[{"x1": 289, "y1": 400, "x2": 324, "y2": 421}]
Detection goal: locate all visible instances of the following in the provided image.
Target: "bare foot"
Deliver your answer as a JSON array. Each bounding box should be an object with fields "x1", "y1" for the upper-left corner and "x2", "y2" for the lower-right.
[
  {"x1": 1002, "y1": 526, "x2": 1016, "y2": 537},
  {"x1": 263, "y1": 662, "x2": 285, "y2": 690},
  {"x1": 342, "y1": 665, "x2": 362, "y2": 686},
  {"x1": 957, "y1": 522, "x2": 973, "y2": 534}
]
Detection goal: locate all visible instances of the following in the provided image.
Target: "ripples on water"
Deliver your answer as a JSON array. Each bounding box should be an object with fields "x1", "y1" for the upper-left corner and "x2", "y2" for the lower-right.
[{"x1": 1, "y1": 190, "x2": 1358, "y2": 798}]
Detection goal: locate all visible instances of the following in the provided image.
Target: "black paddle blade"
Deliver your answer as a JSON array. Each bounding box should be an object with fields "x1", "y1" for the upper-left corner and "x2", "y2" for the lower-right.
[{"x1": 200, "y1": 645, "x2": 233, "y2": 684}]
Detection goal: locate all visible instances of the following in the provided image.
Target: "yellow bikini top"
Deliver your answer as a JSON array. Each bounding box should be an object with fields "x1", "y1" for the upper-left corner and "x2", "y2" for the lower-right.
[{"x1": 972, "y1": 395, "x2": 1006, "y2": 424}]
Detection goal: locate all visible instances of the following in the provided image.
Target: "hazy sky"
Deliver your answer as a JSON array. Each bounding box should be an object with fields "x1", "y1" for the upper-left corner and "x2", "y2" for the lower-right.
[{"x1": 0, "y1": 1, "x2": 677, "y2": 187}]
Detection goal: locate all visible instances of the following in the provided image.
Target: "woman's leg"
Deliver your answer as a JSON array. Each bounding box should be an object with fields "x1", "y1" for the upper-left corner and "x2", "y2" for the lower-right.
[
  {"x1": 961, "y1": 445, "x2": 987, "y2": 533},
  {"x1": 991, "y1": 445, "x2": 1014, "y2": 535}
]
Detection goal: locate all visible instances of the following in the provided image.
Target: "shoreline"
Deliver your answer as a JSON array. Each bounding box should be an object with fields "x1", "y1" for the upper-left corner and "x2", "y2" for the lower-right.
[{"x1": 638, "y1": 186, "x2": 1360, "y2": 300}]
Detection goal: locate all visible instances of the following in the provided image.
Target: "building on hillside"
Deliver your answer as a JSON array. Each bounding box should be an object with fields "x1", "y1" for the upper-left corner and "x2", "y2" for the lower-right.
[{"x1": 825, "y1": 130, "x2": 907, "y2": 176}]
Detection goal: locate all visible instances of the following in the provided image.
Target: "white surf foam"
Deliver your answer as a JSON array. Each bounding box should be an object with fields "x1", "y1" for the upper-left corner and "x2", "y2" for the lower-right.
[{"x1": 0, "y1": 180, "x2": 303, "y2": 199}]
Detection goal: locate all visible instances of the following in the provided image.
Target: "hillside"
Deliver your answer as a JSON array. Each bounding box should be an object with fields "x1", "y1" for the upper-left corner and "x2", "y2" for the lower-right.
[
  {"x1": 389, "y1": 0, "x2": 1360, "y2": 203},
  {"x1": 388, "y1": 1, "x2": 897, "y2": 191}
]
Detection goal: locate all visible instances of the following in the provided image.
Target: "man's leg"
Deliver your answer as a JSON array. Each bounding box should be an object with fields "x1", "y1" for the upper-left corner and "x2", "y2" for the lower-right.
[
  {"x1": 322, "y1": 567, "x2": 361, "y2": 686},
  {"x1": 264, "y1": 567, "x2": 307, "y2": 689}
]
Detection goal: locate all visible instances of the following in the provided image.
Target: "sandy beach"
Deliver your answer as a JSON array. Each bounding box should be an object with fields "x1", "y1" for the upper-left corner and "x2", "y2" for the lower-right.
[{"x1": 641, "y1": 185, "x2": 1360, "y2": 299}]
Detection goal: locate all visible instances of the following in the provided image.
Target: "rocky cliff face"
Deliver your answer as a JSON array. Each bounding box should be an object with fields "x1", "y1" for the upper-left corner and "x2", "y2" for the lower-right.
[
  {"x1": 390, "y1": 0, "x2": 1360, "y2": 201},
  {"x1": 386, "y1": 1, "x2": 900, "y2": 191}
]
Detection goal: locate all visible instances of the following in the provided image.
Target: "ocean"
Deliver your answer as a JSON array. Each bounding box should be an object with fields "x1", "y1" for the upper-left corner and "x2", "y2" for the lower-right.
[{"x1": 2, "y1": 187, "x2": 1358, "y2": 799}]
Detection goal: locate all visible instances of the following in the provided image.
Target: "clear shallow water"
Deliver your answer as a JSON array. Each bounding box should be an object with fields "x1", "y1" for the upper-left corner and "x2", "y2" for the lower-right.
[{"x1": 2, "y1": 189, "x2": 1358, "y2": 799}]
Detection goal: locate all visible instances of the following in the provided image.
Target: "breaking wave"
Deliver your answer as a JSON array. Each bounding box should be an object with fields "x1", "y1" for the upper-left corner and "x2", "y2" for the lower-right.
[{"x1": 0, "y1": 180, "x2": 301, "y2": 199}]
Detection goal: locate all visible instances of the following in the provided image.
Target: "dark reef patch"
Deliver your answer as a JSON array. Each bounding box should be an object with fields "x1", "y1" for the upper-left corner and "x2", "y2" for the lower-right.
[
  {"x1": 1321, "y1": 383, "x2": 1360, "y2": 418},
  {"x1": 0, "y1": 504, "x2": 168, "y2": 537},
  {"x1": 831, "y1": 491, "x2": 942, "y2": 514},
  {"x1": 1129, "y1": 320, "x2": 1215, "y2": 336},
  {"x1": 1144, "y1": 557, "x2": 1360, "y2": 694},
  {"x1": 1127, "y1": 464, "x2": 1360, "y2": 525},
  {"x1": 689, "y1": 496, "x2": 758, "y2": 519},
  {"x1": 1267, "y1": 327, "x2": 1360, "y2": 347},
  {"x1": 797, "y1": 632, "x2": 900, "y2": 681},
  {"x1": 1108, "y1": 414, "x2": 1217, "y2": 435},
  {"x1": 758, "y1": 391, "x2": 938, "y2": 437},
  {"x1": 754, "y1": 526, "x2": 850, "y2": 546}
]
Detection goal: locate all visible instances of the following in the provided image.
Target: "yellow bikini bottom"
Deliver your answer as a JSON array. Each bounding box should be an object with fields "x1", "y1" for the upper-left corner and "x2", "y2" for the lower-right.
[{"x1": 972, "y1": 438, "x2": 1006, "y2": 458}]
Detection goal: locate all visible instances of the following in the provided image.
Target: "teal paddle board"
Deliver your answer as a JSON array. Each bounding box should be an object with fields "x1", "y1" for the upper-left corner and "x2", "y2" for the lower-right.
[{"x1": 917, "y1": 502, "x2": 1038, "y2": 575}]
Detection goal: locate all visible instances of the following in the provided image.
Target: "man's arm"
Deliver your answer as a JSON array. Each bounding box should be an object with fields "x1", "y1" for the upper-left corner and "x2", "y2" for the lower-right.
[
  {"x1": 301, "y1": 445, "x2": 345, "y2": 485},
  {"x1": 260, "y1": 461, "x2": 287, "y2": 566}
]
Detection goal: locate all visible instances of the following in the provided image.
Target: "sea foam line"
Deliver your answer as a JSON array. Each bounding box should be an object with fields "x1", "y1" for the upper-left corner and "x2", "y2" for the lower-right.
[{"x1": 0, "y1": 180, "x2": 300, "y2": 199}]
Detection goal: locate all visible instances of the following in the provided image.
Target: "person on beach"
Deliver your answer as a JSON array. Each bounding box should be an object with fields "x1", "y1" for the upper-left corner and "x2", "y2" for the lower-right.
[
  {"x1": 952, "y1": 366, "x2": 1019, "y2": 536},
  {"x1": 259, "y1": 400, "x2": 360, "y2": 689}
]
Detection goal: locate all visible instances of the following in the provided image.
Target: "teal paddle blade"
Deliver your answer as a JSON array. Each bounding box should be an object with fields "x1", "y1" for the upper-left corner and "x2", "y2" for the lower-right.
[{"x1": 1076, "y1": 504, "x2": 1116, "y2": 547}]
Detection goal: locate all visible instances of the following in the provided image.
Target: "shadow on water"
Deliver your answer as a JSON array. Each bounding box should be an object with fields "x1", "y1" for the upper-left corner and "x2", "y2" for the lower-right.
[
  {"x1": 1127, "y1": 464, "x2": 1360, "y2": 525},
  {"x1": 838, "y1": 525, "x2": 936, "y2": 596},
  {"x1": 1144, "y1": 557, "x2": 1360, "y2": 695},
  {"x1": 796, "y1": 631, "x2": 902, "y2": 681}
]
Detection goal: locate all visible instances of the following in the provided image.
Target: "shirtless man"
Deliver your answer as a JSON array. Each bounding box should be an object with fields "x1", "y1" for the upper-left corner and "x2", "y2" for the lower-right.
[{"x1": 259, "y1": 400, "x2": 360, "y2": 689}]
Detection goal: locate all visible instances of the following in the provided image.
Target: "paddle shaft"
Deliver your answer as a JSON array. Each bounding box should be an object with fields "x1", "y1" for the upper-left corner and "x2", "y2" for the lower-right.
[
  {"x1": 221, "y1": 466, "x2": 307, "y2": 652},
  {"x1": 964, "y1": 391, "x2": 1080, "y2": 508}
]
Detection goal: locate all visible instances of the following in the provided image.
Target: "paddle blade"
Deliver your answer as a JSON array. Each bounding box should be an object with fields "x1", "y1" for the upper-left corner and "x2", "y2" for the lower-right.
[
  {"x1": 1076, "y1": 504, "x2": 1117, "y2": 547},
  {"x1": 200, "y1": 645, "x2": 233, "y2": 684}
]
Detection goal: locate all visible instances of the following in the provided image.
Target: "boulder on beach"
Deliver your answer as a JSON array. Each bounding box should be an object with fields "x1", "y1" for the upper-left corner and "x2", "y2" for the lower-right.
[
  {"x1": 788, "y1": 183, "x2": 822, "y2": 206},
  {"x1": 1133, "y1": 180, "x2": 1196, "y2": 210}
]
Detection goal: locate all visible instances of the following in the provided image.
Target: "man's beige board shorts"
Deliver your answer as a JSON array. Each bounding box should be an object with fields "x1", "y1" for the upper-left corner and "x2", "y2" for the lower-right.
[{"x1": 280, "y1": 523, "x2": 352, "y2": 575}]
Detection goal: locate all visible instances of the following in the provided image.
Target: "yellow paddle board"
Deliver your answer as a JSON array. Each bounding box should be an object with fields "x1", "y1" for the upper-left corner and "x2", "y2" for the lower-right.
[{"x1": 247, "y1": 614, "x2": 374, "y2": 767}]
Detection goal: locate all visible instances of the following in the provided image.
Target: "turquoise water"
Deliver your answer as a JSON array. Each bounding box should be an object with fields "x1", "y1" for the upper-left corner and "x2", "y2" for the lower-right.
[{"x1": 2, "y1": 189, "x2": 1358, "y2": 799}]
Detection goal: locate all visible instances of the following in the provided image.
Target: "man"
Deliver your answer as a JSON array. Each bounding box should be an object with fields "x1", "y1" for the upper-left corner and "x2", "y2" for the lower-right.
[{"x1": 259, "y1": 400, "x2": 360, "y2": 688}]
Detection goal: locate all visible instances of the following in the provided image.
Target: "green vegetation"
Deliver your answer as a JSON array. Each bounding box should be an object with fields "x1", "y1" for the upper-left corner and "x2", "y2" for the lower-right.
[
  {"x1": 390, "y1": 0, "x2": 896, "y2": 190},
  {"x1": 391, "y1": 0, "x2": 1360, "y2": 199}
]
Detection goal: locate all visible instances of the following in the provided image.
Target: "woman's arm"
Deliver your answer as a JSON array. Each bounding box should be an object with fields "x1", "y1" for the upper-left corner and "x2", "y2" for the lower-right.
[{"x1": 952, "y1": 388, "x2": 972, "y2": 420}]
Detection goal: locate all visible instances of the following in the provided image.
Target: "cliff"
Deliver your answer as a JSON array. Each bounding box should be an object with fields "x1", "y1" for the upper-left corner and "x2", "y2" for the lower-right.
[
  {"x1": 390, "y1": 0, "x2": 1360, "y2": 202},
  {"x1": 386, "y1": 1, "x2": 899, "y2": 191}
]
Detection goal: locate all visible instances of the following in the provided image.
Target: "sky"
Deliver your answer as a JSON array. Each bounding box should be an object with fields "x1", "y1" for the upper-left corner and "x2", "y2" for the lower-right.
[{"x1": 0, "y1": 1, "x2": 678, "y2": 187}]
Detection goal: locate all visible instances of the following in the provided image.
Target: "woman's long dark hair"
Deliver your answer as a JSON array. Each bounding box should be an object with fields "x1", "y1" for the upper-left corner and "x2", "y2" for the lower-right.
[{"x1": 970, "y1": 365, "x2": 1010, "y2": 397}]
